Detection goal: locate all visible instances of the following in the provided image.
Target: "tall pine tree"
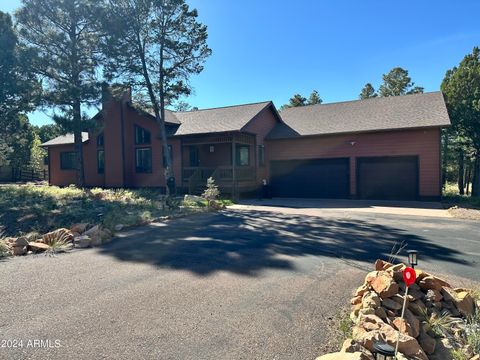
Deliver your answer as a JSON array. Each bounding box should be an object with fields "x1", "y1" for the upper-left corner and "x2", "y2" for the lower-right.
[
  {"x1": 102, "y1": 0, "x2": 211, "y2": 194},
  {"x1": 16, "y1": 0, "x2": 104, "y2": 186}
]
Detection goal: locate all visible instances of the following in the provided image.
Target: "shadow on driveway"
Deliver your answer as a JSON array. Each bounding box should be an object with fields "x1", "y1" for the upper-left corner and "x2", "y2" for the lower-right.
[{"x1": 98, "y1": 209, "x2": 467, "y2": 276}]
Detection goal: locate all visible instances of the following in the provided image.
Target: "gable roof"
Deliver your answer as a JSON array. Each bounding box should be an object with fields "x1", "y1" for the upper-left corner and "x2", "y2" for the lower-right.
[
  {"x1": 172, "y1": 101, "x2": 273, "y2": 136},
  {"x1": 39, "y1": 132, "x2": 89, "y2": 147},
  {"x1": 267, "y1": 92, "x2": 450, "y2": 139}
]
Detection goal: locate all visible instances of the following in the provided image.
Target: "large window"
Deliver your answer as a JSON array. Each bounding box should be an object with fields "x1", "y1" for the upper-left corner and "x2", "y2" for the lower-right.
[
  {"x1": 135, "y1": 125, "x2": 151, "y2": 145},
  {"x1": 60, "y1": 152, "x2": 76, "y2": 170},
  {"x1": 235, "y1": 145, "x2": 250, "y2": 166},
  {"x1": 97, "y1": 150, "x2": 105, "y2": 174},
  {"x1": 258, "y1": 145, "x2": 265, "y2": 167},
  {"x1": 135, "y1": 147, "x2": 152, "y2": 173},
  {"x1": 163, "y1": 144, "x2": 173, "y2": 167}
]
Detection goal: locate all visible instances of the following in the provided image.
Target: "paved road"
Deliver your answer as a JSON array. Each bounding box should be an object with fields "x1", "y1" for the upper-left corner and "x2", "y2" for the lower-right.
[{"x1": 1, "y1": 206, "x2": 479, "y2": 360}]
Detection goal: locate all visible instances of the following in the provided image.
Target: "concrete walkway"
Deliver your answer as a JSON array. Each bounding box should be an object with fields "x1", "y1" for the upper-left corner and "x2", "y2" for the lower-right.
[{"x1": 234, "y1": 198, "x2": 451, "y2": 218}]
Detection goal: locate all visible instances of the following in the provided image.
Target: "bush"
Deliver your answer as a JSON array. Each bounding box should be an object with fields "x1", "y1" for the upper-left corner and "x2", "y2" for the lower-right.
[{"x1": 202, "y1": 177, "x2": 220, "y2": 201}]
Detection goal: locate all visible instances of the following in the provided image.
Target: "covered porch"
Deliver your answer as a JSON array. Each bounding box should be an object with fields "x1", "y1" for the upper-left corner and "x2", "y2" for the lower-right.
[{"x1": 180, "y1": 132, "x2": 258, "y2": 196}]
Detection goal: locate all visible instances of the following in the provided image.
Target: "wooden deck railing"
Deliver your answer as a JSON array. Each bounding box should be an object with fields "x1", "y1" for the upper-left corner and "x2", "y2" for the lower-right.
[{"x1": 182, "y1": 166, "x2": 255, "y2": 183}]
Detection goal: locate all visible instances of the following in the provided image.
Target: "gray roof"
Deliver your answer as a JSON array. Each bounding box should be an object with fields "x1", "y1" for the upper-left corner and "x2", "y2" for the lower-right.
[
  {"x1": 172, "y1": 101, "x2": 272, "y2": 136},
  {"x1": 40, "y1": 132, "x2": 89, "y2": 147},
  {"x1": 267, "y1": 92, "x2": 450, "y2": 139}
]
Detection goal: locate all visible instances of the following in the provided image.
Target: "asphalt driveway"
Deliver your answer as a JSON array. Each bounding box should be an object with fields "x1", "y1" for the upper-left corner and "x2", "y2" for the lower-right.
[{"x1": 1, "y1": 206, "x2": 479, "y2": 360}]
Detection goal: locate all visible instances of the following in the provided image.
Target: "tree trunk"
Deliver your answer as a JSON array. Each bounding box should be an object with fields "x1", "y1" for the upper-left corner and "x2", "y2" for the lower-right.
[
  {"x1": 135, "y1": 33, "x2": 172, "y2": 196},
  {"x1": 458, "y1": 149, "x2": 464, "y2": 195},
  {"x1": 466, "y1": 164, "x2": 472, "y2": 196},
  {"x1": 441, "y1": 130, "x2": 448, "y2": 187},
  {"x1": 73, "y1": 100, "x2": 85, "y2": 187},
  {"x1": 472, "y1": 154, "x2": 480, "y2": 197}
]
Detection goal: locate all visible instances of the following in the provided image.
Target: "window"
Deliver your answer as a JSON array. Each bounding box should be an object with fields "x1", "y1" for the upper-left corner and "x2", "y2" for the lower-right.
[
  {"x1": 97, "y1": 132, "x2": 104, "y2": 147},
  {"x1": 135, "y1": 125, "x2": 151, "y2": 145},
  {"x1": 163, "y1": 145, "x2": 173, "y2": 167},
  {"x1": 60, "y1": 152, "x2": 76, "y2": 170},
  {"x1": 97, "y1": 150, "x2": 105, "y2": 174},
  {"x1": 258, "y1": 145, "x2": 265, "y2": 167},
  {"x1": 235, "y1": 145, "x2": 250, "y2": 166},
  {"x1": 135, "y1": 147, "x2": 152, "y2": 173}
]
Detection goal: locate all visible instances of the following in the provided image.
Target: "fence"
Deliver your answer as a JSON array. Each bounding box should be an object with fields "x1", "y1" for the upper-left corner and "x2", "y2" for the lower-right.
[{"x1": 0, "y1": 166, "x2": 48, "y2": 183}]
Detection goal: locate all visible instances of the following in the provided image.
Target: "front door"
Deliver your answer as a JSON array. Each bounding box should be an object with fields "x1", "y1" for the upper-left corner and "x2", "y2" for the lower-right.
[{"x1": 189, "y1": 146, "x2": 199, "y2": 167}]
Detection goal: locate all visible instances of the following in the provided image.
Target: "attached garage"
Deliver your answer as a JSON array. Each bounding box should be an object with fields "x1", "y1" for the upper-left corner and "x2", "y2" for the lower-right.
[
  {"x1": 270, "y1": 158, "x2": 349, "y2": 198},
  {"x1": 357, "y1": 156, "x2": 419, "y2": 200}
]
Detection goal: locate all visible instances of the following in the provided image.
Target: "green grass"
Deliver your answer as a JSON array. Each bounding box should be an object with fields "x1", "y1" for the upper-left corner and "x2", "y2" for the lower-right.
[
  {"x1": 442, "y1": 182, "x2": 480, "y2": 209},
  {"x1": 0, "y1": 184, "x2": 213, "y2": 238}
]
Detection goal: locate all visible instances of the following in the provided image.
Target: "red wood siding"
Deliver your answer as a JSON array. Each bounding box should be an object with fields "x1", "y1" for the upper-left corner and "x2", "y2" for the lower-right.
[
  {"x1": 243, "y1": 105, "x2": 279, "y2": 182},
  {"x1": 265, "y1": 128, "x2": 441, "y2": 197}
]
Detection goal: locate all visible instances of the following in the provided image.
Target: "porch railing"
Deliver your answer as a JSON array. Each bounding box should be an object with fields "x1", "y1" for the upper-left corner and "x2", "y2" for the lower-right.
[{"x1": 183, "y1": 166, "x2": 255, "y2": 183}]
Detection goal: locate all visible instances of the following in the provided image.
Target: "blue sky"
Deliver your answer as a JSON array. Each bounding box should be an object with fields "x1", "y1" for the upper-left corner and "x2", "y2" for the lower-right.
[{"x1": 4, "y1": 0, "x2": 480, "y2": 126}]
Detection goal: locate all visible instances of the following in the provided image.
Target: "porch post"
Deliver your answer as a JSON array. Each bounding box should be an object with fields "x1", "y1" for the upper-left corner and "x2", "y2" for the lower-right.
[{"x1": 232, "y1": 133, "x2": 236, "y2": 200}]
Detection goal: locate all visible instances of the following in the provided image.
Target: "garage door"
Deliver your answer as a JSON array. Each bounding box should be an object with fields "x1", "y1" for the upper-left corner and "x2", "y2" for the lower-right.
[
  {"x1": 270, "y1": 158, "x2": 349, "y2": 198},
  {"x1": 357, "y1": 156, "x2": 418, "y2": 200}
]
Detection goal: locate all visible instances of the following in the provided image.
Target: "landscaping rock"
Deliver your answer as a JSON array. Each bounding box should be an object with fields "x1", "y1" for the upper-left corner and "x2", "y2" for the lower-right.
[
  {"x1": 418, "y1": 327, "x2": 436, "y2": 354},
  {"x1": 418, "y1": 276, "x2": 451, "y2": 291},
  {"x1": 316, "y1": 352, "x2": 365, "y2": 360},
  {"x1": 425, "y1": 289, "x2": 443, "y2": 303},
  {"x1": 370, "y1": 272, "x2": 399, "y2": 299},
  {"x1": 74, "y1": 235, "x2": 91, "y2": 248},
  {"x1": 29, "y1": 242, "x2": 50, "y2": 252},
  {"x1": 70, "y1": 223, "x2": 89, "y2": 234},
  {"x1": 114, "y1": 224, "x2": 124, "y2": 231},
  {"x1": 355, "y1": 323, "x2": 427, "y2": 360},
  {"x1": 14, "y1": 236, "x2": 29, "y2": 247},
  {"x1": 453, "y1": 289, "x2": 474, "y2": 316},
  {"x1": 84, "y1": 225, "x2": 112, "y2": 246},
  {"x1": 355, "y1": 284, "x2": 370, "y2": 298},
  {"x1": 362, "y1": 291, "x2": 381, "y2": 309},
  {"x1": 12, "y1": 245, "x2": 27, "y2": 256},
  {"x1": 374, "y1": 259, "x2": 393, "y2": 271},
  {"x1": 382, "y1": 298, "x2": 402, "y2": 311}
]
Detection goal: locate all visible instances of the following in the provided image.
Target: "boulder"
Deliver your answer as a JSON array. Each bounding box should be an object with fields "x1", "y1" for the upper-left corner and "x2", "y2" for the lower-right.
[
  {"x1": 454, "y1": 289, "x2": 474, "y2": 316},
  {"x1": 114, "y1": 224, "x2": 124, "y2": 231},
  {"x1": 374, "y1": 259, "x2": 393, "y2": 271},
  {"x1": 382, "y1": 298, "x2": 402, "y2": 311},
  {"x1": 74, "y1": 235, "x2": 91, "y2": 248},
  {"x1": 29, "y1": 242, "x2": 50, "y2": 252},
  {"x1": 418, "y1": 276, "x2": 451, "y2": 291},
  {"x1": 315, "y1": 352, "x2": 365, "y2": 360},
  {"x1": 12, "y1": 245, "x2": 27, "y2": 256},
  {"x1": 351, "y1": 296, "x2": 362, "y2": 305},
  {"x1": 374, "y1": 307, "x2": 387, "y2": 320},
  {"x1": 370, "y1": 272, "x2": 399, "y2": 299},
  {"x1": 14, "y1": 236, "x2": 29, "y2": 247},
  {"x1": 418, "y1": 327, "x2": 436, "y2": 354},
  {"x1": 340, "y1": 338, "x2": 373, "y2": 360},
  {"x1": 84, "y1": 225, "x2": 112, "y2": 246},
  {"x1": 407, "y1": 300, "x2": 427, "y2": 316},
  {"x1": 425, "y1": 289, "x2": 443, "y2": 303},
  {"x1": 429, "y1": 338, "x2": 453, "y2": 360},
  {"x1": 404, "y1": 309, "x2": 420, "y2": 338},
  {"x1": 70, "y1": 223, "x2": 89, "y2": 234},
  {"x1": 355, "y1": 284, "x2": 370, "y2": 298},
  {"x1": 362, "y1": 291, "x2": 381, "y2": 309},
  {"x1": 355, "y1": 323, "x2": 428, "y2": 360}
]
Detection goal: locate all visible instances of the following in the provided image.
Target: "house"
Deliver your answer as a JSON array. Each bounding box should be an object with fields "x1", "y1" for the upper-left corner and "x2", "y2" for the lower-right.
[{"x1": 40, "y1": 88, "x2": 450, "y2": 201}]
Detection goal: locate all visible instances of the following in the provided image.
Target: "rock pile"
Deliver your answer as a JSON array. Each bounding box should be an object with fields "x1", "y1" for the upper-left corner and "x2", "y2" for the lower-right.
[
  {"x1": 2, "y1": 223, "x2": 117, "y2": 256},
  {"x1": 317, "y1": 259, "x2": 479, "y2": 360}
]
